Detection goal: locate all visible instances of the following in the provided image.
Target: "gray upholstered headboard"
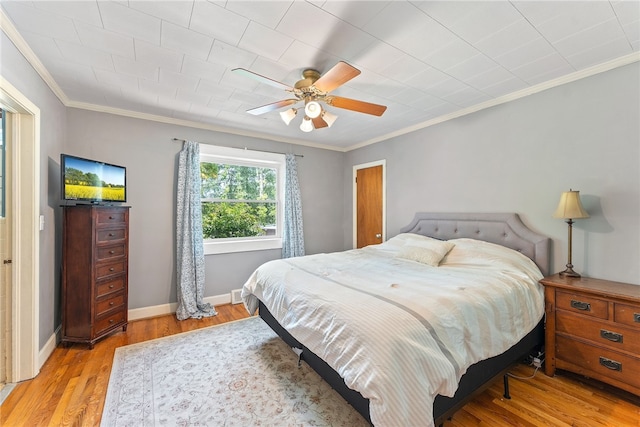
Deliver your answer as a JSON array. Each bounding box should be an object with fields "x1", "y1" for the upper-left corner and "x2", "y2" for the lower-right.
[{"x1": 399, "y1": 213, "x2": 551, "y2": 276}]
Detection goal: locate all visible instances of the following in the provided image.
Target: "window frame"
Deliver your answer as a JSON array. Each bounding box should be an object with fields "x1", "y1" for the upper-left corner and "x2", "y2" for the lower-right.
[{"x1": 199, "y1": 144, "x2": 285, "y2": 255}]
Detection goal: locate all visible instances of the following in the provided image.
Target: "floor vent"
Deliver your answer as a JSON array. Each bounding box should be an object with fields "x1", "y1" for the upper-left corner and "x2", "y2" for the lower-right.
[{"x1": 231, "y1": 289, "x2": 243, "y2": 304}]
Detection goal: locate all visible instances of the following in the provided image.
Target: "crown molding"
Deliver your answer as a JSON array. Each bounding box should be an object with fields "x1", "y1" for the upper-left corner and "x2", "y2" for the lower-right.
[
  {"x1": 0, "y1": 9, "x2": 69, "y2": 105},
  {"x1": 66, "y1": 100, "x2": 345, "y2": 152},
  {"x1": 349, "y1": 52, "x2": 640, "y2": 151}
]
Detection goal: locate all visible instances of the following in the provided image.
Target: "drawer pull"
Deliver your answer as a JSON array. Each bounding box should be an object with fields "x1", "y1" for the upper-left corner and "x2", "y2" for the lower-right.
[
  {"x1": 109, "y1": 284, "x2": 114, "y2": 289},
  {"x1": 600, "y1": 329, "x2": 623, "y2": 343},
  {"x1": 109, "y1": 302, "x2": 114, "y2": 306},
  {"x1": 108, "y1": 233, "x2": 114, "y2": 237},
  {"x1": 634, "y1": 313, "x2": 640, "y2": 323},
  {"x1": 109, "y1": 267, "x2": 115, "y2": 272},
  {"x1": 109, "y1": 250, "x2": 115, "y2": 254},
  {"x1": 109, "y1": 216, "x2": 114, "y2": 219},
  {"x1": 109, "y1": 319, "x2": 115, "y2": 324},
  {"x1": 570, "y1": 300, "x2": 591, "y2": 311},
  {"x1": 599, "y1": 357, "x2": 622, "y2": 371}
]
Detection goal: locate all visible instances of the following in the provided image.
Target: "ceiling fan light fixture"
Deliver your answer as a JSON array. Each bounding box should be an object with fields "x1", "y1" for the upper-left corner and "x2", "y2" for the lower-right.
[
  {"x1": 300, "y1": 116, "x2": 314, "y2": 132},
  {"x1": 279, "y1": 108, "x2": 297, "y2": 125},
  {"x1": 322, "y1": 110, "x2": 338, "y2": 127},
  {"x1": 304, "y1": 100, "x2": 322, "y2": 119}
]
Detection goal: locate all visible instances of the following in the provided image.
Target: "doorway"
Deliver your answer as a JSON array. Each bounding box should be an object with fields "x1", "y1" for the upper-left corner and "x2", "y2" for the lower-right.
[
  {"x1": 0, "y1": 108, "x2": 8, "y2": 391},
  {"x1": 0, "y1": 77, "x2": 40, "y2": 384},
  {"x1": 353, "y1": 160, "x2": 386, "y2": 249}
]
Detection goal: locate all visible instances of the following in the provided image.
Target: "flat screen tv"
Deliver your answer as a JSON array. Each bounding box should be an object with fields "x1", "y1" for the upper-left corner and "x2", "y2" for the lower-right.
[{"x1": 61, "y1": 154, "x2": 126, "y2": 204}]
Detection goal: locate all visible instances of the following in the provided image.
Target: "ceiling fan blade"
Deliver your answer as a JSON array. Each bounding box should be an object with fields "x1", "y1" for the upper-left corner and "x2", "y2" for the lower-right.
[
  {"x1": 246, "y1": 99, "x2": 299, "y2": 115},
  {"x1": 232, "y1": 68, "x2": 294, "y2": 91},
  {"x1": 312, "y1": 116, "x2": 328, "y2": 129},
  {"x1": 313, "y1": 61, "x2": 361, "y2": 93},
  {"x1": 325, "y1": 96, "x2": 387, "y2": 116}
]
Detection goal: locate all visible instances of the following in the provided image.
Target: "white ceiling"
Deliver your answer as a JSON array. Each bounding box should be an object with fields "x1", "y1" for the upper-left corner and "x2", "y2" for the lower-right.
[{"x1": 1, "y1": 1, "x2": 639, "y2": 150}]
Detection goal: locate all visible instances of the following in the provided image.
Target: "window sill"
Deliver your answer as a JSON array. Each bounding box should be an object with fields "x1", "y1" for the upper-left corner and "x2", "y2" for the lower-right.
[{"x1": 204, "y1": 237, "x2": 282, "y2": 255}]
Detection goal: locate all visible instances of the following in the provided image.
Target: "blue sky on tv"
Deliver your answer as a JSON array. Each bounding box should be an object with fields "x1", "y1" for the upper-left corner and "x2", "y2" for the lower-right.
[{"x1": 66, "y1": 157, "x2": 125, "y2": 185}]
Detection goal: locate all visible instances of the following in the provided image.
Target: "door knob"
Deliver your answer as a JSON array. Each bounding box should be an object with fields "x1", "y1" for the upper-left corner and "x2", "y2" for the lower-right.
[{"x1": 375, "y1": 234, "x2": 382, "y2": 239}]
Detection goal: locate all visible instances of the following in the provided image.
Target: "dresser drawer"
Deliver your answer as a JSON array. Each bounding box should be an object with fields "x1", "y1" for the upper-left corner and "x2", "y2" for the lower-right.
[
  {"x1": 96, "y1": 276, "x2": 125, "y2": 298},
  {"x1": 96, "y1": 243, "x2": 126, "y2": 261},
  {"x1": 96, "y1": 261, "x2": 126, "y2": 280},
  {"x1": 614, "y1": 302, "x2": 640, "y2": 328},
  {"x1": 96, "y1": 228, "x2": 126, "y2": 243},
  {"x1": 556, "y1": 311, "x2": 640, "y2": 355},
  {"x1": 94, "y1": 310, "x2": 126, "y2": 336},
  {"x1": 556, "y1": 335, "x2": 640, "y2": 390},
  {"x1": 96, "y1": 209, "x2": 127, "y2": 226},
  {"x1": 96, "y1": 293, "x2": 125, "y2": 317},
  {"x1": 556, "y1": 290, "x2": 608, "y2": 319}
]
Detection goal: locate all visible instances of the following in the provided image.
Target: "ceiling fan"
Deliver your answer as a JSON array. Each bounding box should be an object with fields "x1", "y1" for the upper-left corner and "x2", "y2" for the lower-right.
[{"x1": 232, "y1": 61, "x2": 387, "y2": 132}]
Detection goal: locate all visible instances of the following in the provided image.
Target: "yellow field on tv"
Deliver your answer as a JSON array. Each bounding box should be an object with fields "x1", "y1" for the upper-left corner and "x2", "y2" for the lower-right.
[{"x1": 65, "y1": 184, "x2": 125, "y2": 201}]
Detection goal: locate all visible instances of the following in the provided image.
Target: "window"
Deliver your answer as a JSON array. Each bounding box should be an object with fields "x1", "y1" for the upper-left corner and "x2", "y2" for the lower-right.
[{"x1": 199, "y1": 144, "x2": 285, "y2": 255}]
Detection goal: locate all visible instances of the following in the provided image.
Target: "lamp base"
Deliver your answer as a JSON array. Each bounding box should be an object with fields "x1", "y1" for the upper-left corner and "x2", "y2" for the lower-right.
[{"x1": 559, "y1": 265, "x2": 581, "y2": 278}]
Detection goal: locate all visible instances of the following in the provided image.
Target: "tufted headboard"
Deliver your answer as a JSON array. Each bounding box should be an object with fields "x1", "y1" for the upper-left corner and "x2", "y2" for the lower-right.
[{"x1": 399, "y1": 212, "x2": 551, "y2": 276}]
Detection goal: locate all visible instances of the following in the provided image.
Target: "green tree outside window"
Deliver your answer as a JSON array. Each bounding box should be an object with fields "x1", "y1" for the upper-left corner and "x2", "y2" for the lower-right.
[{"x1": 200, "y1": 162, "x2": 277, "y2": 239}]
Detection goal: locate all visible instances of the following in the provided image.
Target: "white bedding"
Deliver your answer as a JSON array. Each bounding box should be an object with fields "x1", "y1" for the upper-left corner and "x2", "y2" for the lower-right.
[{"x1": 242, "y1": 236, "x2": 545, "y2": 426}]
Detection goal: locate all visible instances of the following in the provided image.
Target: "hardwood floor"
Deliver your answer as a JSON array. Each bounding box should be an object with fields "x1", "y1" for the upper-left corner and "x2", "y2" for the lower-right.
[{"x1": 1, "y1": 303, "x2": 638, "y2": 426}]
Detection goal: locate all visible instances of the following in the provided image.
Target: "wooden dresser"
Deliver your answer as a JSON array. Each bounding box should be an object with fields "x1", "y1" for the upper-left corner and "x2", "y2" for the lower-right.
[
  {"x1": 541, "y1": 274, "x2": 640, "y2": 395},
  {"x1": 61, "y1": 205, "x2": 130, "y2": 348}
]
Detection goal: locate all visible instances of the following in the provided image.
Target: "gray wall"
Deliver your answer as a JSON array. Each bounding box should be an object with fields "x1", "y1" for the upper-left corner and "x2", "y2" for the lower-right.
[
  {"x1": 65, "y1": 109, "x2": 346, "y2": 309},
  {"x1": 345, "y1": 62, "x2": 640, "y2": 285},
  {"x1": 3, "y1": 22, "x2": 639, "y2": 356},
  {"x1": 1, "y1": 32, "x2": 67, "y2": 348}
]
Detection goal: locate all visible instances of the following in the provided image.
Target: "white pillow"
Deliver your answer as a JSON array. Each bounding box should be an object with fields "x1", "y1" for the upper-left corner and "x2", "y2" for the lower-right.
[{"x1": 396, "y1": 237, "x2": 455, "y2": 266}]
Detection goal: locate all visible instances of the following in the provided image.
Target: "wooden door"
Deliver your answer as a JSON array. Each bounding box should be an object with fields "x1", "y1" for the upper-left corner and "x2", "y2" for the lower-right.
[{"x1": 356, "y1": 165, "x2": 383, "y2": 248}]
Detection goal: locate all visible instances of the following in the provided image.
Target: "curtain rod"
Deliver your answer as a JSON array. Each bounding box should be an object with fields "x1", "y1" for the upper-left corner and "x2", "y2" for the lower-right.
[{"x1": 172, "y1": 138, "x2": 303, "y2": 158}]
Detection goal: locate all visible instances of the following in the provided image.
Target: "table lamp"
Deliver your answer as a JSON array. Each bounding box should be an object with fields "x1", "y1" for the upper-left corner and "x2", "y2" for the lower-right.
[{"x1": 553, "y1": 189, "x2": 589, "y2": 277}]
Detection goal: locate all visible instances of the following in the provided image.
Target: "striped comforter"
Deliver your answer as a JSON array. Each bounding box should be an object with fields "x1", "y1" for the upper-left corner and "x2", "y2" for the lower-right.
[{"x1": 242, "y1": 236, "x2": 544, "y2": 426}]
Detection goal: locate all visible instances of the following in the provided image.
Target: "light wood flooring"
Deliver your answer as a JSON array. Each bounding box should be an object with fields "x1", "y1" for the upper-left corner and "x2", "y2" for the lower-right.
[{"x1": 1, "y1": 303, "x2": 638, "y2": 426}]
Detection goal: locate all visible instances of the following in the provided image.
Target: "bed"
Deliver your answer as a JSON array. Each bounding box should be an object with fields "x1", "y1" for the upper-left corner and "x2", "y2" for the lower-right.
[{"x1": 242, "y1": 213, "x2": 550, "y2": 426}]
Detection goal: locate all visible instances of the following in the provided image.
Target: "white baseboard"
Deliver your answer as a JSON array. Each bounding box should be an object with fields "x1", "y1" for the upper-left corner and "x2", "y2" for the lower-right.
[
  {"x1": 39, "y1": 325, "x2": 61, "y2": 370},
  {"x1": 127, "y1": 292, "x2": 233, "y2": 321}
]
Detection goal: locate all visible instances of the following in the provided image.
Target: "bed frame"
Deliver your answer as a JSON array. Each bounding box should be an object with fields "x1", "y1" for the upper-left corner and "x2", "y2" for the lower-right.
[{"x1": 259, "y1": 213, "x2": 550, "y2": 426}]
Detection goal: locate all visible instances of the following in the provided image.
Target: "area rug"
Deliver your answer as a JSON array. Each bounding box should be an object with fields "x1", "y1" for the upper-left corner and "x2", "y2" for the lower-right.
[{"x1": 101, "y1": 316, "x2": 369, "y2": 426}]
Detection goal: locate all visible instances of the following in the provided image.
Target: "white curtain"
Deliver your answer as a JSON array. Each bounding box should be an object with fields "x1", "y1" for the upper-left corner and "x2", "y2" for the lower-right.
[
  {"x1": 176, "y1": 141, "x2": 217, "y2": 320},
  {"x1": 282, "y1": 153, "x2": 305, "y2": 258}
]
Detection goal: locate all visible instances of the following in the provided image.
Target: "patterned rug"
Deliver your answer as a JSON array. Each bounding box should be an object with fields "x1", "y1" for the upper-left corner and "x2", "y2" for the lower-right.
[{"x1": 101, "y1": 316, "x2": 369, "y2": 426}]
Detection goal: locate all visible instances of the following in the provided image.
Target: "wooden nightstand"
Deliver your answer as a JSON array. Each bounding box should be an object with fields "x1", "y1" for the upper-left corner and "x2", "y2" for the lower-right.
[{"x1": 541, "y1": 274, "x2": 640, "y2": 396}]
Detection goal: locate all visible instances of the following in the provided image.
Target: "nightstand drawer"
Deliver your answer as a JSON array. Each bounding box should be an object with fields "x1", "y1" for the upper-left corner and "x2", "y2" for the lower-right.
[
  {"x1": 614, "y1": 303, "x2": 640, "y2": 328},
  {"x1": 556, "y1": 335, "x2": 640, "y2": 390},
  {"x1": 556, "y1": 311, "x2": 640, "y2": 355},
  {"x1": 556, "y1": 290, "x2": 608, "y2": 319}
]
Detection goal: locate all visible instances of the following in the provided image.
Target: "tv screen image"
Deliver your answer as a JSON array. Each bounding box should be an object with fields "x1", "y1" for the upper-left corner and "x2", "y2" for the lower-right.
[{"x1": 62, "y1": 154, "x2": 126, "y2": 203}]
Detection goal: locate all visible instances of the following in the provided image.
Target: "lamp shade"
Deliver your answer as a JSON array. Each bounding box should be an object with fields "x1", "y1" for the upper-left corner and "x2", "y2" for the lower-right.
[
  {"x1": 553, "y1": 190, "x2": 589, "y2": 219},
  {"x1": 279, "y1": 108, "x2": 297, "y2": 125},
  {"x1": 304, "y1": 100, "x2": 322, "y2": 119},
  {"x1": 299, "y1": 116, "x2": 313, "y2": 132},
  {"x1": 322, "y1": 110, "x2": 337, "y2": 127}
]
